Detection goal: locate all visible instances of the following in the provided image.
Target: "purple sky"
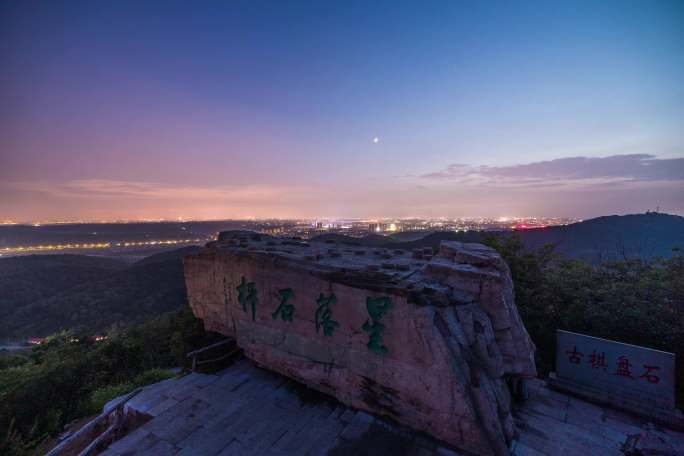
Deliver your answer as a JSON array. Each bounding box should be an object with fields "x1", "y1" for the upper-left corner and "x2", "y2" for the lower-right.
[{"x1": 1, "y1": 1, "x2": 682, "y2": 221}]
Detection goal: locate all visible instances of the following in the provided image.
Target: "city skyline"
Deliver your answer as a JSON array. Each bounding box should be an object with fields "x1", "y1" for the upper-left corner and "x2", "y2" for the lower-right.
[
  {"x1": 0, "y1": 215, "x2": 581, "y2": 257},
  {"x1": 1, "y1": 1, "x2": 683, "y2": 220},
  {"x1": 0, "y1": 215, "x2": 579, "y2": 225}
]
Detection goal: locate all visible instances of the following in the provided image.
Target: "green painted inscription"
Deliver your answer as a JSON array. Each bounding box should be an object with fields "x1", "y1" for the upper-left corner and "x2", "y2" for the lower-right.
[
  {"x1": 272, "y1": 288, "x2": 295, "y2": 322},
  {"x1": 236, "y1": 276, "x2": 258, "y2": 321},
  {"x1": 362, "y1": 297, "x2": 392, "y2": 354},
  {"x1": 315, "y1": 293, "x2": 339, "y2": 336}
]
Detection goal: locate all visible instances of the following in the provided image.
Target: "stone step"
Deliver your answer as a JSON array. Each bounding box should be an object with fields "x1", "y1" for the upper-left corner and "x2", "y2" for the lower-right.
[
  {"x1": 144, "y1": 439, "x2": 176, "y2": 455},
  {"x1": 99, "y1": 428, "x2": 160, "y2": 456},
  {"x1": 511, "y1": 440, "x2": 546, "y2": 456},
  {"x1": 516, "y1": 409, "x2": 623, "y2": 456},
  {"x1": 175, "y1": 425, "x2": 237, "y2": 456},
  {"x1": 147, "y1": 397, "x2": 180, "y2": 417}
]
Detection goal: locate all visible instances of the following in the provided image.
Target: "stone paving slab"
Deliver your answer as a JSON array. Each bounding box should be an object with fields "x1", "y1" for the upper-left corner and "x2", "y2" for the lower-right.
[
  {"x1": 99, "y1": 360, "x2": 684, "y2": 456},
  {"x1": 511, "y1": 379, "x2": 684, "y2": 456}
]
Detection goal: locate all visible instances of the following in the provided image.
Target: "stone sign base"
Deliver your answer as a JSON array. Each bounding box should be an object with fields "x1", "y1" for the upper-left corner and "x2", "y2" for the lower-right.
[{"x1": 548, "y1": 373, "x2": 684, "y2": 431}]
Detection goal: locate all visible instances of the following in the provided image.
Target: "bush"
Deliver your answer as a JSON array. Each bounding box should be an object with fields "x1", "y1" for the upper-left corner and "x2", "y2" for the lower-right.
[
  {"x1": 0, "y1": 352, "x2": 30, "y2": 370},
  {"x1": 0, "y1": 306, "x2": 218, "y2": 454},
  {"x1": 87, "y1": 383, "x2": 136, "y2": 415},
  {"x1": 87, "y1": 368, "x2": 178, "y2": 414},
  {"x1": 484, "y1": 234, "x2": 684, "y2": 407},
  {"x1": 133, "y1": 368, "x2": 177, "y2": 387}
]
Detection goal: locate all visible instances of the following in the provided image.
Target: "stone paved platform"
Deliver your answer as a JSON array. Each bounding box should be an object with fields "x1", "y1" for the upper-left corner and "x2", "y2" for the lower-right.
[
  {"x1": 99, "y1": 359, "x2": 684, "y2": 456},
  {"x1": 512, "y1": 379, "x2": 684, "y2": 456}
]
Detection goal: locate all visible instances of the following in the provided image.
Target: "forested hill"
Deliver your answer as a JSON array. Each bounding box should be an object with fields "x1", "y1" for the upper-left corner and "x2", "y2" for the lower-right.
[
  {"x1": 0, "y1": 246, "x2": 200, "y2": 340},
  {"x1": 2, "y1": 213, "x2": 680, "y2": 338},
  {"x1": 517, "y1": 213, "x2": 684, "y2": 261}
]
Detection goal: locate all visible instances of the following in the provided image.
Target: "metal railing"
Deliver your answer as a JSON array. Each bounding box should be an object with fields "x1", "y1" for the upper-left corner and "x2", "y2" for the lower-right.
[
  {"x1": 186, "y1": 338, "x2": 238, "y2": 372},
  {"x1": 46, "y1": 387, "x2": 142, "y2": 456},
  {"x1": 45, "y1": 339, "x2": 238, "y2": 454}
]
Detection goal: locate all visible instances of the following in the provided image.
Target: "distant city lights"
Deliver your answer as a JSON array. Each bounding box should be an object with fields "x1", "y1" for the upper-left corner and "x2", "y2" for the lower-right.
[
  {"x1": 0, "y1": 217, "x2": 579, "y2": 257},
  {"x1": 0, "y1": 238, "x2": 204, "y2": 255}
]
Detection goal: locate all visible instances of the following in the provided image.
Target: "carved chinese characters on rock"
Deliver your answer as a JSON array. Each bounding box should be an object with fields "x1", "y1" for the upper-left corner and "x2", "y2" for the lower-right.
[
  {"x1": 362, "y1": 297, "x2": 393, "y2": 354},
  {"x1": 272, "y1": 288, "x2": 295, "y2": 322},
  {"x1": 234, "y1": 274, "x2": 393, "y2": 355},
  {"x1": 236, "y1": 276, "x2": 258, "y2": 321},
  {"x1": 315, "y1": 293, "x2": 339, "y2": 336}
]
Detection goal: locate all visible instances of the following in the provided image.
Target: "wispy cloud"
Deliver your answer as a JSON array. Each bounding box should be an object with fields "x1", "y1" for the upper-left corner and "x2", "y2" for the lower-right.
[
  {"x1": 4, "y1": 179, "x2": 311, "y2": 206},
  {"x1": 421, "y1": 154, "x2": 684, "y2": 188}
]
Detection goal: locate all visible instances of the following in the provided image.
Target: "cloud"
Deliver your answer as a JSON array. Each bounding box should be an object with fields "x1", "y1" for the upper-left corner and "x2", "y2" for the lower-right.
[
  {"x1": 421, "y1": 154, "x2": 684, "y2": 187},
  {"x1": 4, "y1": 179, "x2": 312, "y2": 206}
]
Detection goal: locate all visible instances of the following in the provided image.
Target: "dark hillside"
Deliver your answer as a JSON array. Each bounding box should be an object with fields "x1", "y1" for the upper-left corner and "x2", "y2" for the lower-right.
[
  {"x1": 317, "y1": 213, "x2": 684, "y2": 262},
  {"x1": 0, "y1": 247, "x2": 202, "y2": 339},
  {"x1": 133, "y1": 246, "x2": 201, "y2": 266},
  {"x1": 0, "y1": 255, "x2": 127, "y2": 337},
  {"x1": 518, "y1": 212, "x2": 684, "y2": 262}
]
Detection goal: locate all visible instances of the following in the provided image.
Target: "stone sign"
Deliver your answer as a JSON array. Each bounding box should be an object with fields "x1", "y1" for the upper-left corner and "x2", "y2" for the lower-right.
[
  {"x1": 184, "y1": 231, "x2": 537, "y2": 456},
  {"x1": 553, "y1": 330, "x2": 678, "y2": 419}
]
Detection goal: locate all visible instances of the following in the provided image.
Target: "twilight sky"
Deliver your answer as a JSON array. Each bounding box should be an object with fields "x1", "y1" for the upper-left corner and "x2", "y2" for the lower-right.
[{"x1": 1, "y1": 0, "x2": 682, "y2": 221}]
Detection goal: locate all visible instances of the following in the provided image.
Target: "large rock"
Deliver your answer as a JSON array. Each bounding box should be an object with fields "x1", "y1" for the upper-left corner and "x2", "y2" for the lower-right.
[{"x1": 184, "y1": 231, "x2": 536, "y2": 455}]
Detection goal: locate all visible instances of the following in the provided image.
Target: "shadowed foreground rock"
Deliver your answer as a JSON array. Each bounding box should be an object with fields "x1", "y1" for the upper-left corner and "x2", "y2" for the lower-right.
[{"x1": 184, "y1": 231, "x2": 537, "y2": 456}]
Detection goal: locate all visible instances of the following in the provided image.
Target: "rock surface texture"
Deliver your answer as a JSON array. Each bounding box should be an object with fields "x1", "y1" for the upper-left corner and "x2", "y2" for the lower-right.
[{"x1": 184, "y1": 231, "x2": 537, "y2": 456}]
